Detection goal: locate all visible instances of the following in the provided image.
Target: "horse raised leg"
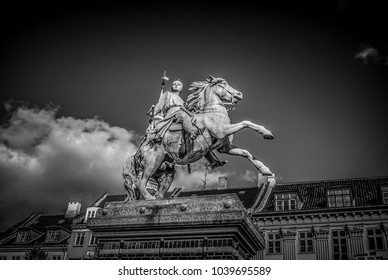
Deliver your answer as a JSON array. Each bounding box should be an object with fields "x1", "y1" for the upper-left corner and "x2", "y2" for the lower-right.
[
  {"x1": 218, "y1": 142, "x2": 273, "y2": 176},
  {"x1": 222, "y1": 120, "x2": 274, "y2": 139}
]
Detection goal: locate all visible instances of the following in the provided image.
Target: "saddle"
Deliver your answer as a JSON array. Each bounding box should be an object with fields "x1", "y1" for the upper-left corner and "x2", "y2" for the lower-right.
[
  {"x1": 148, "y1": 115, "x2": 190, "y2": 157},
  {"x1": 168, "y1": 122, "x2": 184, "y2": 132}
]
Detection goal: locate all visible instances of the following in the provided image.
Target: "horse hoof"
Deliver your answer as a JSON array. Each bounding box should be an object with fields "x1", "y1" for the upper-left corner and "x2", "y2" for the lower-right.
[{"x1": 263, "y1": 133, "x2": 274, "y2": 140}]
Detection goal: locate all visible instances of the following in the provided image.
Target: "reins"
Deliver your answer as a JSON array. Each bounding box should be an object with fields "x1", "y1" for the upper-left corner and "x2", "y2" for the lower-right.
[{"x1": 195, "y1": 83, "x2": 236, "y2": 114}]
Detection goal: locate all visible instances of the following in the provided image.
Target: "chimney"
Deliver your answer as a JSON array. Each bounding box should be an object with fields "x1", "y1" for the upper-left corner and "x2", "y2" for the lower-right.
[
  {"x1": 65, "y1": 202, "x2": 81, "y2": 218},
  {"x1": 217, "y1": 176, "x2": 228, "y2": 190}
]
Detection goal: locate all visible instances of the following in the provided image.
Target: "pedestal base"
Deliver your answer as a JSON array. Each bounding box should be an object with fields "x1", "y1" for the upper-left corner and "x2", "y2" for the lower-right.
[{"x1": 87, "y1": 194, "x2": 264, "y2": 260}]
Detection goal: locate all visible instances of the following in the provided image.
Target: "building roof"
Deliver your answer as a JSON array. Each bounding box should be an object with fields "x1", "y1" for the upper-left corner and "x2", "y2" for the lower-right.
[
  {"x1": 29, "y1": 214, "x2": 71, "y2": 232},
  {"x1": 0, "y1": 213, "x2": 71, "y2": 246},
  {"x1": 3, "y1": 175, "x2": 385, "y2": 244},
  {"x1": 0, "y1": 213, "x2": 38, "y2": 241},
  {"x1": 91, "y1": 176, "x2": 388, "y2": 213},
  {"x1": 260, "y1": 176, "x2": 388, "y2": 213}
]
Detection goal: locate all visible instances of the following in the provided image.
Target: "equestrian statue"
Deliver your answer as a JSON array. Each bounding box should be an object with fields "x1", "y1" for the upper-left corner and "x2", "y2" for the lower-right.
[{"x1": 123, "y1": 73, "x2": 274, "y2": 200}]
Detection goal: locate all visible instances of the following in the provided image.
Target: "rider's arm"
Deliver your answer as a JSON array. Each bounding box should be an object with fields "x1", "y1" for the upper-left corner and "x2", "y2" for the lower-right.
[{"x1": 154, "y1": 92, "x2": 167, "y2": 116}]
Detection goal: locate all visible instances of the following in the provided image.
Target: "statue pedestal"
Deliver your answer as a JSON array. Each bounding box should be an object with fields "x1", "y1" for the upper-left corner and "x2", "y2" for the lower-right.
[{"x1": 87, "y1": 194, "x2": 264, "y2": 260}]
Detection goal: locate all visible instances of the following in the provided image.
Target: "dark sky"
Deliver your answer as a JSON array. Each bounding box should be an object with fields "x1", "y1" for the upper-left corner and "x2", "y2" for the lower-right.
[{"x1": 0, "y1": 1, "x2": 387, "y2": 230}]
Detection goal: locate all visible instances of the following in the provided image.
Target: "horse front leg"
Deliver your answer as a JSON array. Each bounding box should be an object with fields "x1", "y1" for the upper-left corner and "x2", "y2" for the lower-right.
[
  {"x1": 222, "y1": 120, "x2": 274, "y2": 139},
  {"x1": 136, "y1": 147, "x2": 165, "y2": 200},
  {"x1": 219, "y1": 143, "x2": 273, "y2": 176}
]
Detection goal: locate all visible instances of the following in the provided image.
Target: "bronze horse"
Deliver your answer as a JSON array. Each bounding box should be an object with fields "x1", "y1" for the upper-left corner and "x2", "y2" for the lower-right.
[{"x1": 123, "y1": 76, "x2": 274, "y2": 200}]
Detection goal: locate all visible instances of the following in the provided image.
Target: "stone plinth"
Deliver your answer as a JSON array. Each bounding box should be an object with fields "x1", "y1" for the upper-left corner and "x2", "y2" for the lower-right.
[{"x1": 87, "y1": 194, "x2": 264, "y2": 260}]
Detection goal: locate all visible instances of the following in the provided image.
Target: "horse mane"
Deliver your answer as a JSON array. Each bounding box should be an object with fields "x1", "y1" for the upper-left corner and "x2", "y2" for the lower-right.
[{"x1": 186, "y1": 76, "x2": 225, "y2": 111}]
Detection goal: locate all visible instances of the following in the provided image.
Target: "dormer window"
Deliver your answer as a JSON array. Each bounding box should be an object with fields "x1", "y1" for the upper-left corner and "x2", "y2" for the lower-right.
[
  {"x1": 327, "y1": 188, "x2": 351, "y2": 208},
  {"x1": 46, "y1": 230, "x2": 60, "y2": 242},
  {"x1": 274, "y1": 193, "x2": 298, "y2": 211},
  {"x1": 16, "y1": 231, "x2": 29, "y2": 243},
  {"x1": 85, "y1": 207, "x2": 99, "y2": 222},
  {"x1": 87, "y1": 210, "x2": 96, "y2": 219}
]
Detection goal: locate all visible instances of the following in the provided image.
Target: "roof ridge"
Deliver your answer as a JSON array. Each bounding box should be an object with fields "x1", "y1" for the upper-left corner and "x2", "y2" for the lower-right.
[
  {"x1": 0, "y1": 213, "x2": 40, "y2": 239},
  {"x1": 277, "y1": 175, "x2": 388, "y2": 185},
  {"x1": 90, "y1": 191, "x2": 109, "y2": 207},
  {"x1": 40, "y1": 213, "x2": 66, "y2": 217}
]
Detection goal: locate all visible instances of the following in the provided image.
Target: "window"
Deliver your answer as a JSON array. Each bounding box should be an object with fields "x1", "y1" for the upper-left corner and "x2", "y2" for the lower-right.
[
  {"x1": 46, "y1": 230, "x2": 60, "y2": 242},
  {"x1": 299, "y1": 232, "x2": 314, "y2": 253},
  {"x1": 332, "y1": 230, "x2": 348, "y2": 260},
  {"x1": 381, "y1": 186, "x2": 388, "y2": 205},
  {"x1": 52, "y1": 255, "x2": 62, "y2": 260},
  {"x1": 267, "y1": 233, "x2": 281, "y2": 254},
  {"x1": 89, "y1": 233, "x2": 97, "y2": 246},
  {"x1": 367, "y1": 229, "x2": 384, "y2": 250},
  {"x1": 327, "y1": 188, "x2": 351, "y2": 208},
  {"x1": 74, "y1": 232, "x2": 85, "y2": 246},
  {"x1": 15, "y1": 231, "x2": 29, "y2": 243},
  {"x1": 87, "y1": 210, "x2": 96, "y2": 218},
  {"x1": 102, "y1": 242, "x2": 119, "y2": 250},
  {"x1": 275, "y1": 193, "x2": 297, "y2": 211}
]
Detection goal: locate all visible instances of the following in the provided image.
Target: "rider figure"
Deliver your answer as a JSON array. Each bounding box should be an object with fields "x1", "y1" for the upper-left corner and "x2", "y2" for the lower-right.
[
  {"x1": 152, "y1": 79, "x2": 199, "y2": 140},
  {"x1": 147, "y1": 73, "x2": 226, "y2": 169}
]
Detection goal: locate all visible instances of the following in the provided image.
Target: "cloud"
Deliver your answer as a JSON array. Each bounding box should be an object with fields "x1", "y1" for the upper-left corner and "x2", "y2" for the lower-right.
[
  {"x1": 0, "y1": 103, "x2": 140, "y2": 230},
  {"x1": 355, "y1": 44, "x2": 388, "y2": 66},
  {"x1": 355, "y1": 45, "x2": 378, "y2": 63},
  {"x1": 240, "y1": 169, "x2": 257, "y2": 183}
]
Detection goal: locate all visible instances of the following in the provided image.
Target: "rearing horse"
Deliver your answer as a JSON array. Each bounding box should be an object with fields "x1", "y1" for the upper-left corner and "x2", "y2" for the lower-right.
[{"x1": 123, "y1": 76, "x2": 274, "y2": 200}]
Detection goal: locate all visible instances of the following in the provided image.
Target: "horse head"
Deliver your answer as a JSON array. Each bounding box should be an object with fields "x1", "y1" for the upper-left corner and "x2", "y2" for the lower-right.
[
  {"x1": 187, "y1": 75, "x2": 242, "y2": 112},
  {"x1": 207, "y1": 75, "x2": 242, "y2": 105}
]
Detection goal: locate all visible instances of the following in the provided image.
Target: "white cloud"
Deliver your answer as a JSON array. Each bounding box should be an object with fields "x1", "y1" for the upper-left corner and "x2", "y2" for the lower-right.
[
  {"x1": 355, "y1": 44, "x2": 379, "y2": 64},
  {"x1": 240, "y1": 169, "x2": 257, "y2": 183},
  {"x1": 0, "y1": 104, "x2": 140, "y2": 229}
]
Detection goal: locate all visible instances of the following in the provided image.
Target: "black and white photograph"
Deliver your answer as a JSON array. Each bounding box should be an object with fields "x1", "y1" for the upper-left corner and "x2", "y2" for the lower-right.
[{"x1": 0, "y1": 1, "x2": 387, "y2": 277}]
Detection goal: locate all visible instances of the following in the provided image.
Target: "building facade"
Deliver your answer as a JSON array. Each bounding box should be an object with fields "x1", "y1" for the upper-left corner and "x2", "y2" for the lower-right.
[
  {"x1": 1, "y1": 175, "x2": 387, "y2": 260},
  {"x1": 253, "y1": 176, "x2": 388, "y2": 260},
  {"x1": 0, "y1": 213, "x2": 71, "y2": 260},
  {"x1": 66, "y1": 193, "x2": 124, "y2": 259}
]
